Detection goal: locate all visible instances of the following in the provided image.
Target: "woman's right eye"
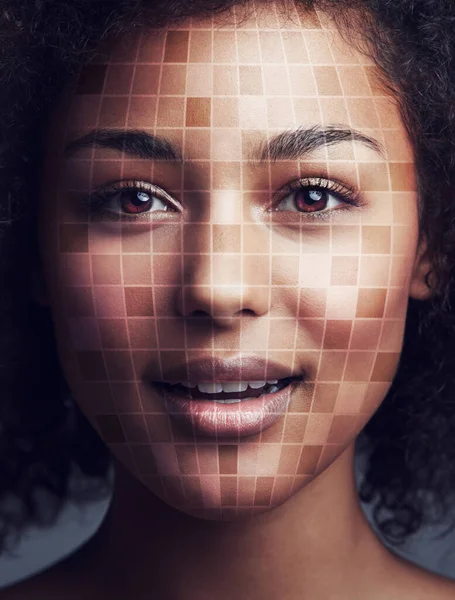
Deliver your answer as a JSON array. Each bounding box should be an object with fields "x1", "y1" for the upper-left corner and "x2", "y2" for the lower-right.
[
  {"x1": 107, "y1": 188, "x2": 173, "y2": 215},
  {"x1": 86, "y1": 181, "x2": 179, "y2": 218}
]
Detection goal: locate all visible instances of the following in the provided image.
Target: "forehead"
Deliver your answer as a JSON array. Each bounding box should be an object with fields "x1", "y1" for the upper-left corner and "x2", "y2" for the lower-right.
[
  {"x1": 59, "y1": 2, "x2": 401, "y2": 154},
  {"x1": 89, "y1": 1, "x2": 362, "y2": 64},
  {"x1": 76, "y1": 3, "x2": 374, "y2": 91},
  {"x1": 71, "y1": 3, "x2": 379, "y2": 100},
  {"x1": 47, "y1": 0, "x2": 411, "y2": 173}
]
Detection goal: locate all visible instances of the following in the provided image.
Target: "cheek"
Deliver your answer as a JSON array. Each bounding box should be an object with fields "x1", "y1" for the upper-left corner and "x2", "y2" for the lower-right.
[
  {"x1": 279, "y1": 229, "x2": 414, "y2": 445},
  {"x1": 41, "y1": 233, "x2": 185, "y2": 404}
]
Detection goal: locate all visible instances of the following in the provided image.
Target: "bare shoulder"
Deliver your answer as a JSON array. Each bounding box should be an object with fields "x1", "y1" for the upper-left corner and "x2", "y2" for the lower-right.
[
  {"x1": 412, "y1": 572, "x2": 455, "y2": 599},
  {"x1": 385, "y1": 554, "x2": 455, "y2": 600},
  {"x1": 411, "y1": 569, "x2": 455, "y2": 599}
]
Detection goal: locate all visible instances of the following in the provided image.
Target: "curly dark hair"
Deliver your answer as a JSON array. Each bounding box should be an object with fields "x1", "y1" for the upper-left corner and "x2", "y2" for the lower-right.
[{"x1": 0, "y1": 0, "x2": 455, "y2": 558}]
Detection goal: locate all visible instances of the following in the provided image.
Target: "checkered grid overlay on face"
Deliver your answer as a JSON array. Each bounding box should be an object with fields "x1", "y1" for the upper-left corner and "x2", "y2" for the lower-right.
[{"x1": 50, "y1": 1, "x2": 417, "y2": 518}]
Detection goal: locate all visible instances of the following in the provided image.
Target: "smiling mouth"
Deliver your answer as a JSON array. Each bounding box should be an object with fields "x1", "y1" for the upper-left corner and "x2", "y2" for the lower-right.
[{"x1": 153, "y1": 377, "x2": 298, "y2": 403}]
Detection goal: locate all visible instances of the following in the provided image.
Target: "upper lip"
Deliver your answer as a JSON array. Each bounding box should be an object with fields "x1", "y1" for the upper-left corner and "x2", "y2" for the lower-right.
[{"x1": 146, "y1": 355, "x2": 303, "y2": 383}]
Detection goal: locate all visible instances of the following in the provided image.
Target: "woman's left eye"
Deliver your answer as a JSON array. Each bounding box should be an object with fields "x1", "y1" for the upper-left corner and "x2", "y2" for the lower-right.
[
  {"x1": 272, "y1": 178, "x2": 359, "y2": 217},
  {"x1": 275, "y1": 187, "x2": 343, "y2": 213}
]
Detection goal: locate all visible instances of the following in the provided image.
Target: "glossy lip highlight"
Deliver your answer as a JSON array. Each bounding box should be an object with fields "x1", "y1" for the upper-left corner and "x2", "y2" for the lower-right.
[{"x1": 152, "y1": 377, "x2": 302, "y2": 438}]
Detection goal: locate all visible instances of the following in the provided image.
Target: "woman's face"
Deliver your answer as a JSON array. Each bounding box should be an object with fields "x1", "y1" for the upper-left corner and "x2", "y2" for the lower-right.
[{"x1": 39, "y1": 2, "x2": 421, "y2": 518}]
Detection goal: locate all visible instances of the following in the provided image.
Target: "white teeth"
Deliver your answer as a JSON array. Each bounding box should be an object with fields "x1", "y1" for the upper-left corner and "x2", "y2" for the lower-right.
[
  {"x1": 248, "y1": 381, "x2": 267, "y2": 389},
  {"x1": 174, "y1": 380, "x2": 282, "y2": 394},
  {"x1": 220, "y1": 382, "x2": 249, "y2": 393},
  {"x1": 197, "y1": 382, "x2": 223, "y2": 394}
]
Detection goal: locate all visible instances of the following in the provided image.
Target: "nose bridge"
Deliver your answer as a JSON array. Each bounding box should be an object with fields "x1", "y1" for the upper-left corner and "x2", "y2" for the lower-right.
[{"x1": 176, "y1": 206, "x2": 270, "y2": 319}]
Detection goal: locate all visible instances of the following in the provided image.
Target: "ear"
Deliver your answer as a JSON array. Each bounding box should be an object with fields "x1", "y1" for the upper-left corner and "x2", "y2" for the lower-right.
[
  {"x1": 30, "y1": 264, "x2": 50, "y2": 307},
  {"x1": 409, "y1": 234, "x2": 434, "y2": 301}
]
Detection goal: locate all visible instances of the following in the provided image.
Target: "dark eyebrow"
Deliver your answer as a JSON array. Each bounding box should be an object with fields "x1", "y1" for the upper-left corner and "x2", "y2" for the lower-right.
[
  {"x1": 64, "y1": 128, "x2": 182, "y2": 160},
  {"x1": 255, "y1": 125, "x2": 384, "y2": 161}
]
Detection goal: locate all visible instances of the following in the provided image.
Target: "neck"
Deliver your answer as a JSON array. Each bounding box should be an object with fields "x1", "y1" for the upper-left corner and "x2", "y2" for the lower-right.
[{"x1": 84, "y1": 444, "x2": 398, "y2": 599}]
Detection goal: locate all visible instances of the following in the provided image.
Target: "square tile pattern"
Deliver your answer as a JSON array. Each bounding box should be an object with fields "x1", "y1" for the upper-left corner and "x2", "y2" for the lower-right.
[{"x1": 54, "y1": 1, "x2": 416, "y2": 517}]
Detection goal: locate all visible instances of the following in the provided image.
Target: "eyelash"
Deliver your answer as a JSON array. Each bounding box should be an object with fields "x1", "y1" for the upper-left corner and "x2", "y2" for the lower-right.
[
  {"x1": 81, "y1": 177, "x2": 362, "y2": 221},
  {"x1": 272, "y1": 177, "x2": 361, "y2": 221},
  {"x1": 81, "y1": 180, "x2": 176, "y2": 220}
]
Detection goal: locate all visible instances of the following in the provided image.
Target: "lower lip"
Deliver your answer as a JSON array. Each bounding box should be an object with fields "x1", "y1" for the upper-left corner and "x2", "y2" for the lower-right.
[{"x1": 154, "y1": 381, "x2": 301, "y2": 438}]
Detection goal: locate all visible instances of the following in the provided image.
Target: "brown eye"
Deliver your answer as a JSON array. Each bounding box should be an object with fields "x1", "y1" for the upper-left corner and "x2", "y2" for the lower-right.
[
  {"x1": 88, "y1": 185, "x2": 177, "y2": 217},
  {"x1": 294, "y1": 189, "x2": 329, "y2": 212},
  {"x1": 117, "y1": 189, "x2": 152, "y2": 214},
  {"x1": 83, "y1": 180, "x2": 181, "y2": 219},
  {"x1": 115, "y1": 189, "x2": 169, "y2": 214},
  {"x1": 275, "y1": 186, "x2": 344, "y2": 214}
]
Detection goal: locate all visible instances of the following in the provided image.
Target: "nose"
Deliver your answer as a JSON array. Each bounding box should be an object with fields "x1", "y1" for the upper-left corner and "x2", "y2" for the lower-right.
[{"x1": 175, "y1": 224, "x2": 270, "y2": 324}]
